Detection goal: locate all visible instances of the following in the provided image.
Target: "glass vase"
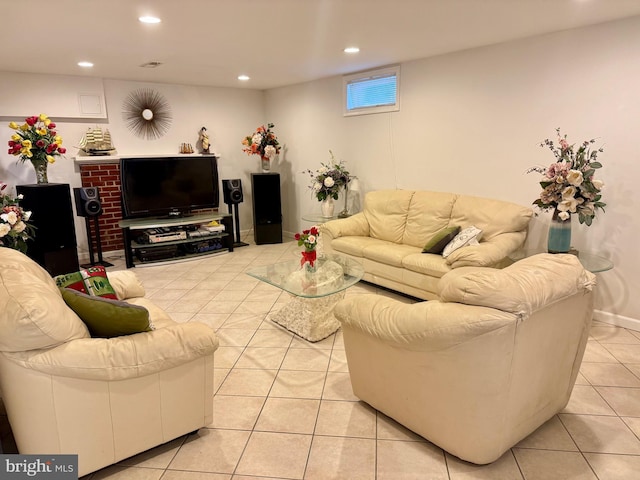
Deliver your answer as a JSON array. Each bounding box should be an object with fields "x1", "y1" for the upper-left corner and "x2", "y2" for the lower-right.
[
  {"x1": 321, "y1": 197, "x2": 335, "y2": 218},
  {"x1": 30, "y1": 157, "x2": 48, "y2": 184},
  {"x1": 548, "y1": 209, "x2": 571, "y2": 253},
  {"x1": 261, "y1": 156, "x2": 270, "y2": 172},
  {"x1": 301, "y1": 249, "x2": 317, "y2": 274}
]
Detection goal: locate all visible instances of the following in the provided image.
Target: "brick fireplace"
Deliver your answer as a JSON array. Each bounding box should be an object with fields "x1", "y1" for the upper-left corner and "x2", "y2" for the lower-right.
[{"x1": 78, "y1": 160, "x2": 123, "y2": 253}]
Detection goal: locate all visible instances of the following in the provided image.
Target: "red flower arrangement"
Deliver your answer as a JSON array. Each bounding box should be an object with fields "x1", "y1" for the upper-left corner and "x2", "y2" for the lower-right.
[
  {"x1": 295, "y1": 226, "x2": 319, "y2": 268},
  {"x1": 8, "y1": 114, "x2": 66, "y2": 183}
]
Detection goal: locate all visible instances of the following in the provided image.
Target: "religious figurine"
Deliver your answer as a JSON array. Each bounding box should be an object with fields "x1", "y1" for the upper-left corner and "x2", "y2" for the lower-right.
[{"x1": 199, "y1": 126, "x2": 210, "y2": 154}]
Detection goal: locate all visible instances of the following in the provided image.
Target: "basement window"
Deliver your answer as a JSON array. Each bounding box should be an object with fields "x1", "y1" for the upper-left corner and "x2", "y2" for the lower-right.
[{"x1": 343, "y1": 65, "x2": 400, "y2": 116}]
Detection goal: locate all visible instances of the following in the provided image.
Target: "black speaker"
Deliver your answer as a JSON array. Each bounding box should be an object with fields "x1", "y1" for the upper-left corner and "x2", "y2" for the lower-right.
[
  {"x1": 74, "y1": 187, "x2": 102, "y2": 217},
  {"x1": 251, "y1": 173, "x2": 282, "y2": 244},
  {"x1": 16, "y1": 183, "x2": 79, "y2": 276},
  {"x1": 222, "y1": 179, "x2": 244, "y2": 205}
]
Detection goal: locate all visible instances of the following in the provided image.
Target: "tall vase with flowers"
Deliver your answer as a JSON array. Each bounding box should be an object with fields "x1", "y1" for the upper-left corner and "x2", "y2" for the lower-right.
[
  {"x1": 528, "y1": 128, "x2": 606, "y2": 253},
  {"x1": 295, "y1": 226, "x2": 320, "y2": 274},
  {"x1": 241, "y1": 123, "x2": 281, "y2": 172},
  {"x1": 0, "y1": 182, "x2": 35, "y2": 253},
  {"x1": 7, "y1": 114, "x2": 66, "y2": 184},
  {"x1": 305, "y1": 151, "x2": 351, "y2": 218}
]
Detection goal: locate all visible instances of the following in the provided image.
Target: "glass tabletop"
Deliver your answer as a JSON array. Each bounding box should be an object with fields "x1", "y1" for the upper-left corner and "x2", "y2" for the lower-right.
[
  {"x1": 246, "y1": 254, "x2": 365, "y2": 298},
  {"x1": 301, "y1": 213, "x2": 339, "y2": 223},
  {"x1": 511, "y1": 249, "x2": 613, "y2": 273}
]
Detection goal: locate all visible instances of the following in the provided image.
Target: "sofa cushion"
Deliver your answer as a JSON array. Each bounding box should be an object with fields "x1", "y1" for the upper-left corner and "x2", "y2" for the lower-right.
[
  {"x1": 403, "y1": 191, "x2": 458, "y2": 248},
  {"x1": 60, "y1": 288, "x2": 152, "y2": 338},
  {"x1": 332, "y1": 236, "x2": 383, "y2": 258},
  {"x1": 402, "y1": 253, "x2": 452, "y2": 278},
  {"x1": 363, "y1": 242, "x2": 421, "y2": 268},
  {"x1": 54, "y1": 265, "x2": 118, "y2": 300},
  {"x1": 363, "y1": 190, "x2": 413, "y2": 243},
  {"x1": 0, "y1": 247, "x2": 89, "y2": 352},
  {"x1": 423, "y1": 226, "x2": 460, "y2": 254},
  {"x1": 442, "y1": 226, "x2": 483, "y2": 258},
  {"x1": 438, "y1": 253, "x2": 596, "y2": 316}
]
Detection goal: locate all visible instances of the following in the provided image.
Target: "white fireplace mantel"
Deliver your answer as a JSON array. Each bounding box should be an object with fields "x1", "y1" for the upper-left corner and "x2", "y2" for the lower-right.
[{"x1": 73, "y1": 153, "x2": 218, "y2": 166}]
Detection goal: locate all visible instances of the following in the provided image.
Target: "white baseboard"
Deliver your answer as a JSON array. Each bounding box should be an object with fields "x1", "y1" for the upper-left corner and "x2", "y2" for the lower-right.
[{"x1": 593, "y1": 309, "x2": 640, "y2": 332}]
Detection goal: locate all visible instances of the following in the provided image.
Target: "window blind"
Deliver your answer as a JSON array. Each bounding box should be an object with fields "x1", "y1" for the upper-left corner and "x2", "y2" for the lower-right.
[{"x1": 346, "y1": 73, "x2": 397, "y2": 111}]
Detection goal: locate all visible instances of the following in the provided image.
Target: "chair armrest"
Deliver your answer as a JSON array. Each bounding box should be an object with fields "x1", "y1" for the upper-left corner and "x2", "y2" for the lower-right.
[
  {"x1": 1, "y1": 322, "x2": 219, "y2": 381},
  {"x1": 334, "y1": 295, "x2": 515, "y2": 352},
  {"x1": 107, "y1": 270, "x2": 145, "y2": 300},
  {"x1": 439, "y1": 253, "x2": 596, "y2": 316},
  {"x1": 445, "y1": 232, "x2": 526, "y2": 268}
]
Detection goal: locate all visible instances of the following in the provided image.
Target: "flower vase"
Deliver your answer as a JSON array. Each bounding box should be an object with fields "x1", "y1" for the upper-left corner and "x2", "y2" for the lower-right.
[
  {"x1": 321, "y1": 197, "x2": 335, "y2": 218},
  {"x1": 30, "y1": 157, "x2": 48, "y2": 184},
  {"x1": 301, "y1": 249, "x2": 317, "y2": 274},
  {"x1": 261, "y1": 156, "x2": 270, "y2": 173},
  {"x1": 548, "y1": 209, "x2": 572, "y2": 253}
]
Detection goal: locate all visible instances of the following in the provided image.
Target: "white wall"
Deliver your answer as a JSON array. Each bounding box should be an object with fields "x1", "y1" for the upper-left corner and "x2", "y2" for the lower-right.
[
  {"x1": 0, "y1": 77, "x2": 265, "y2": 256},
  {"x1": 1, "y1": 16, "x2": 638, "y2": 323},
  {"x1": 265, "y1": 16, "x2": 640, "y2": 323}
]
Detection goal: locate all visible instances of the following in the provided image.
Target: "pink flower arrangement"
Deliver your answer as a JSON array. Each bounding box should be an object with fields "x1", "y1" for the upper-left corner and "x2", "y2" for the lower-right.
[{"x1": 529, "y1": 128, "x2": 605, "y2": 225}]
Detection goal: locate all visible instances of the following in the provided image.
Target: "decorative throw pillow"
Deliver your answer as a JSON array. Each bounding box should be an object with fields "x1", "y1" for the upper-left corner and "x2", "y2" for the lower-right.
[
  {"x1": 422, "y1": 226, "x2": 461, "y2": 254},
  {"x1": 442, "y1": 226, "x2": 483, "y2": 258},
  {"x1": 60, "y1": 287, "x2": 152, "y2": 338},
  {"x1": 54, "y1": 266, "x2": 117, "y2": 300}
]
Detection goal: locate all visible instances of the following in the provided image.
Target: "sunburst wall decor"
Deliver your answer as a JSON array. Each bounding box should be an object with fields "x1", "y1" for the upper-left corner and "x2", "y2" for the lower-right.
[{"x1": 122, "y1": 88, "x2": 172, "y2": 140}]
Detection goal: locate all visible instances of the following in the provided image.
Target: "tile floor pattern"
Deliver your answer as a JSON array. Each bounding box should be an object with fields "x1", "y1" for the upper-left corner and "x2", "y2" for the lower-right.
[{"x1": 2, "y1": 241, "x2": 639, "y2": 479}]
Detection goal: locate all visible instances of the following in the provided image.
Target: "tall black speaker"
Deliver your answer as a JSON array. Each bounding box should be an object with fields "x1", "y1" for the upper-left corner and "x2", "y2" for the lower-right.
[
  {"x1": 16, "y1": 183, "x2": 79, "y2": 276},
  {"x1": 251, "y1": 173, "x2": 282, "y2": 244}
]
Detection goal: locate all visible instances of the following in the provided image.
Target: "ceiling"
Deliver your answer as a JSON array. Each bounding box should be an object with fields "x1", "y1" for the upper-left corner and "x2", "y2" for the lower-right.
[{"x1": 2, "y1": 0, "x2": 640, "y2": 90}]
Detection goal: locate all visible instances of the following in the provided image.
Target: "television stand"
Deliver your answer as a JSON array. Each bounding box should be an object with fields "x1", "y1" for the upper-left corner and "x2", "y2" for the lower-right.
[{"x1": 119, "y1": 212, "x2": 233, "y2": 268}]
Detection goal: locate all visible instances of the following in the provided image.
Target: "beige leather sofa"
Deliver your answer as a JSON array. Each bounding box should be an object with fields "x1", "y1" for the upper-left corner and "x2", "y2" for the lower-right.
[
  {"x1": 321, "y1": 190, "x2": 533, "y2": 300},
  {"x1": 0, "y1": 247, "x2": 219, "y2": 477},
  {"x1": 334, "y1": 254, "x2": 595, "y2": 464}
]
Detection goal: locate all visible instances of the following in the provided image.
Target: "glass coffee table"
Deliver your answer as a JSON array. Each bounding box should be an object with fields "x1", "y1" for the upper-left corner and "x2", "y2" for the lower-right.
[
  {"x1": 509, "y1": 249, "x2": 613, "y2": 273},
  {"x1": 246, "y1": 254, "x2": 365, "y2": 342}
]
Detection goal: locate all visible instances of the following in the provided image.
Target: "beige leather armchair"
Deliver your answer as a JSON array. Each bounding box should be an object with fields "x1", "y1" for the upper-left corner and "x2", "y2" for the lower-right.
[
  {"x1": 334, "y1": 254, "x2": 595, "y2": 464},
  {"x1": 0, "y1": 247, "x2": 219, "y2": 477}
]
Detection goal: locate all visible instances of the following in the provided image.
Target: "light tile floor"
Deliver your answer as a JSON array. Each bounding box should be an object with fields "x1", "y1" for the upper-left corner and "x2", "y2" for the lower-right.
[{"x1": 2, "y1": 240, "x2": 638, "y2": 479}]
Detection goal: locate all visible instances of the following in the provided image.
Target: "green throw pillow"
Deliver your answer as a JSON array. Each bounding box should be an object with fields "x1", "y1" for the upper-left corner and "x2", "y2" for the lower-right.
[
  {"x1": 422, "y1": 226, "x2": 461, "y2": 254},
  {"x1": 54, "y1": 266, "x2": 118, "y2": 300},
  {"x1": 60, "y1": 287, "x2": 152, "y2": 338}
]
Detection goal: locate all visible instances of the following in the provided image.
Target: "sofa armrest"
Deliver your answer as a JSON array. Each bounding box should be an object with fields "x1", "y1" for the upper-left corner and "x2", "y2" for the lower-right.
[
  {"x1": 1, "y1": 322, "x2": 219, "y2": 381},
  {"x1": 334, "y1": 295, "x2": 515, "y2": 352},
  {"x1": 320, "y1": 213, "x2": 370, "y2": 241},
  {"x1": 107, "y1": 270, "x2": 146, "y2": 300},
  {"x1": 445, "y1": 232, "x2": 526, "y2": 268}
]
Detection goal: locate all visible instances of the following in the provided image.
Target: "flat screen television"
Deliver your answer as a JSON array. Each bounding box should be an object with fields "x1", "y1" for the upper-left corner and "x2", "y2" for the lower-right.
[{"x1": 120, "y1": 156, "x2": 219, "y2": 218}]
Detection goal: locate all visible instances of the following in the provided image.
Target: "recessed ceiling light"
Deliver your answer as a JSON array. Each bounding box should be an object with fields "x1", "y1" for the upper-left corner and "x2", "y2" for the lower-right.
[
  {"x1": 77, "y1": 61, "x2": 94, "y2": 68},
  {"x1": 238, "y1": 75, "x2": 250, "y2": 81},
  {"x1": 139, "y1": 16, "x2": 161, "y2": 24},
  {"x1": 344, "y1": 47, "x2": 360, "y2": 54}
]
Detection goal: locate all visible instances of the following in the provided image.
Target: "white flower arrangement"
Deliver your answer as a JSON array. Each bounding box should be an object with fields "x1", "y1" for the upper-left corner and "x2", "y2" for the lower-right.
[
  {"x1": 0, "y1": 183, "x2": 35, "y2": 253},
  {"x1": 305, "y1": 151, "x2": 351, "y2": 202}
]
